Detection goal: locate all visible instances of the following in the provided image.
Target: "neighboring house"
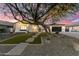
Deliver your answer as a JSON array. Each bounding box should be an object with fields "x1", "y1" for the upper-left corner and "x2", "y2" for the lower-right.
[
  {"x1": 0, "y1": 21, "x2": 14, "y2": 33},
  {"x1": 67, "y1": 23, "x2": 79, "y2": 32}
]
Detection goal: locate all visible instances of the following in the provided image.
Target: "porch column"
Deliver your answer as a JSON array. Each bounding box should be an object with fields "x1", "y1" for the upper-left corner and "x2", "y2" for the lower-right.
[{"x1": 62, "y1": 26, "x2": 65, "y2": 32}]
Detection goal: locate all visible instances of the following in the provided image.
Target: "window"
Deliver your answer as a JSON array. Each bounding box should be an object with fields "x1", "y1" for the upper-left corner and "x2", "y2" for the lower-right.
[
  {"x1": 20, "y1": 25, "x2": 27, "y2": 31},
  {"x1": 52, "y1": 27, "x2": 61, "y2": 32}
]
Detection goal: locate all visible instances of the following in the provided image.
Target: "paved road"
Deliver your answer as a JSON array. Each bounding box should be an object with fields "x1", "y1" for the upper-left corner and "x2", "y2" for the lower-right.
[{"x1": 61, "y1": 32, "x2": 79, "y2": 39}]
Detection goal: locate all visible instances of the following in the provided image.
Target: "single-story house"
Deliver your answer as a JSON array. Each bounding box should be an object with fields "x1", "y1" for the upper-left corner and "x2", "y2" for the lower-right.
[
  {"x1": 14, "y1": 22, "x2": 69, "y2": 33},
  {"x1": 66, "y1": 23, "x2": 79, "y2": 32},
  {"x1": 0, "y1": 21, "x2": 14, "y2": 33},
  {"x1": 13, "y1": 22, "x2": 45, "y2": 33}
]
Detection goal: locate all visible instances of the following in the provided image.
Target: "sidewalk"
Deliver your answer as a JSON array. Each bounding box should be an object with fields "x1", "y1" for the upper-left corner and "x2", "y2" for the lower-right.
[{"x1": 5, "y1": 43, "x2": 28, "y2": 55}]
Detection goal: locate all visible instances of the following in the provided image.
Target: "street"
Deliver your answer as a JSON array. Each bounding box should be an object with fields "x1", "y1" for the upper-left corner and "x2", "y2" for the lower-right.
[{"x1": 61, "y1": 32, "x2": 79, "y2": 39}]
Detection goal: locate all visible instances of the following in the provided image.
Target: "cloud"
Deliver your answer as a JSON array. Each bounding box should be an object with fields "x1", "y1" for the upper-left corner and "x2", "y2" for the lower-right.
[
  {"x1": 72, "y1": 19, "x2": 79, "y2": 22},
  {"x1": 0, "y1": 14, "x2": 17, "y2": 22}
]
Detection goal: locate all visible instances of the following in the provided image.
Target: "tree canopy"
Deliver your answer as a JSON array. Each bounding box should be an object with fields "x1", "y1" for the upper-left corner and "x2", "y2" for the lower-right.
[{"x1": 4, "y1": 3, "x2": 79, "y2": 32}]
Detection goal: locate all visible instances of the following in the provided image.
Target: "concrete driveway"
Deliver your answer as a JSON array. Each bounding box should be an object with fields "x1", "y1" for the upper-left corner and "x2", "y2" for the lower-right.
[{"x1": 61, "y1": 32, "x2": 79, "y2": 39}]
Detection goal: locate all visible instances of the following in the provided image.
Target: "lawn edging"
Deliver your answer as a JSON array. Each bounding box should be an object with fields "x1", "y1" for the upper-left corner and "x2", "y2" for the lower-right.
[
  {"x1": 0, "y1": 34, "x2": 21, "y2": 42},
  {"x1": 0, "y1": 44, "x2": 17, "y2": 46}
]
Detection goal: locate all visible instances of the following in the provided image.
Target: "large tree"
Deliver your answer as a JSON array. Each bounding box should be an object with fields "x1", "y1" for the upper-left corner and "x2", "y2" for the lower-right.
[{"x1": 4, "y1": 3, "x2": 79, "y2": 33}]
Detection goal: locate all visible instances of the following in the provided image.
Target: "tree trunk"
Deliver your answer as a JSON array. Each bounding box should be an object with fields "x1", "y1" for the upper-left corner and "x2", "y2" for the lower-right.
[
  {"x1": 37, "y1": 25, "x2": 41, "y2": 32},
  {"x1": 42, "y1": 25, "x2": 49, "y2": 33},
  {"x1": 47, "y1": 26, "x2": 51, "y2": 33}
]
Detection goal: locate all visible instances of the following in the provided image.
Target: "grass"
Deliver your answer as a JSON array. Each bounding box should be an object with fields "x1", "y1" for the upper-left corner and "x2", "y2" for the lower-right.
[
  {"x1": 0, "y1": 32, "x2": 49, "y2": 44},
  {"x1": 0, "y1": 33, "x2": 35, "y2": 44}
]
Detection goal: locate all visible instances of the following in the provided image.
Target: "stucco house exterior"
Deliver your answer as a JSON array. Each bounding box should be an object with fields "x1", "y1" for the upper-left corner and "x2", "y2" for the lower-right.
[
  {"x1": 14, "y1": 22, "x2": 40, "y2": 33},
  {"x1": 14, "y1": 22, "x2": 68, "y2": 33}
]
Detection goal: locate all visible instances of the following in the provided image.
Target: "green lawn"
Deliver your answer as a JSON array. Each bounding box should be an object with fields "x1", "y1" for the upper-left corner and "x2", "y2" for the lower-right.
[
  {"x1": 0, "y1": 33, "x2": 35, "y2": 44},
  {"x1": 0, "y1": 32, "x2": 49, "y2": 44}
]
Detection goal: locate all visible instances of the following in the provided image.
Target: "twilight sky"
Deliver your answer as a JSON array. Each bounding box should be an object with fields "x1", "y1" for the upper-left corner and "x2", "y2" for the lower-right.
[
  {"x1": 0, "y1": 4, "x2": 79, "y2": 24},
  {"x1": 56, "y1": 11, "x2": 79, "y2": 25}
]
